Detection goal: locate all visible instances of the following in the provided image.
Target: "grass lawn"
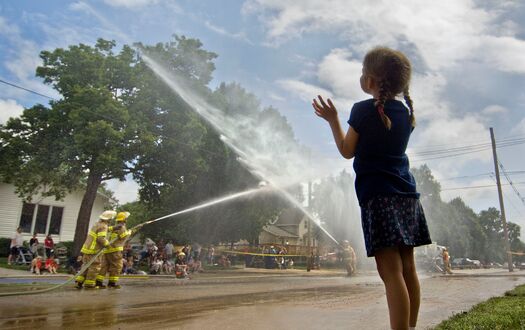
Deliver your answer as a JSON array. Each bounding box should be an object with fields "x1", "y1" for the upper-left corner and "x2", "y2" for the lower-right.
[
  {"x1": 0, "y1": 257, "x2": 30, "y2": 271},
  {"x1": 435, "y1": 284, "x2": 525, "y2": 330}
]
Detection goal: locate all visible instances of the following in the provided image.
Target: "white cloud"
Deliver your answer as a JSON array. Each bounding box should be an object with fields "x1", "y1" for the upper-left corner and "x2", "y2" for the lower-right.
[
  {"x1": 511, "y1": 118, "x2": 525, "y2": 135},
  {"x1": 252, "y1": 1, "x2": 525, "y2": 187},
  {"x1": 0, "y1": 99, "x2": 24, "y2": 124},
  {"x1": 102, "y1": 0, "x2": 159, "y2": 9},
  {"x1": 204, "y1": 21, "x2": 253, "y2": 44},
  {"x1": 242, "y1": 0, "x2": 525, "y2": 75},
  {"x1": 317, "y1": 48, "x2": 367, "y2": 102},
  {"x1": 276, "y1": 79, "x2": 332, "y2": 103},
  {"x1": 477, "y1": 36, "x2": 525, "y2": 73},
  {"x1": 482, "y1": 104, "x2": 508, "y2": 115},
  {"x1": 0, "y1": 16, "x2": 57, "y2": 101}
]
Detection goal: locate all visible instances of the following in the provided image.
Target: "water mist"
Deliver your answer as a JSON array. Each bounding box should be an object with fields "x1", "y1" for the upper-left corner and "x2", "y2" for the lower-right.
[{"x1": 138, "y1": 51, "x2": 362, "y2": 246}]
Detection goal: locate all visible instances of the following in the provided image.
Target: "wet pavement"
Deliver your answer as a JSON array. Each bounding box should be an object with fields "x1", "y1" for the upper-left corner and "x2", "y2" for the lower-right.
[{"x1": 0, "y1": 267, "x2": 524, "y2": 329}]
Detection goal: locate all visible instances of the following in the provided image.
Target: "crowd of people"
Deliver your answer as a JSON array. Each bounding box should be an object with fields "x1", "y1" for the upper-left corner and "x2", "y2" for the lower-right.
[
  {"x1": 7, "y1": 226, "x2": 59, "y2": 275},
  {"x1": 135, "y1": 239, "x2": 206, "y2": 278}
]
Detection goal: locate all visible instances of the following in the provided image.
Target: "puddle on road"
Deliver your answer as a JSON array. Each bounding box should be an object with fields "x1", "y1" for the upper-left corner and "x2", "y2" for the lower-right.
[{"x1": 0, "y1": 284, "x2": 366, "y2": 329}]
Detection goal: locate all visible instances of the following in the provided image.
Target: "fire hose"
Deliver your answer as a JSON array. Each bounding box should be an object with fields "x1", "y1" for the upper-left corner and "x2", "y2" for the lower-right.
[{"x1": 0, "y1": 222, "x2": 146, "y2": 297}]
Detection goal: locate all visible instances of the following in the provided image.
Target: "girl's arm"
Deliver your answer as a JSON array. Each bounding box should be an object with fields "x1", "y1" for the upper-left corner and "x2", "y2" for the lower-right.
[{"x1": 312, "y1": 95, "x2": 358, "y2": 159}]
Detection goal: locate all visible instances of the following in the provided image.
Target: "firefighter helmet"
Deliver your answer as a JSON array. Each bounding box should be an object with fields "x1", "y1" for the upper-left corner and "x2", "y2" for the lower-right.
[
  {"x1": 116, "y1": 211, "x2": 131, "y2": 222},
  {"x1": 99, "y1": 210, "x2": 117, "y2": 221}
]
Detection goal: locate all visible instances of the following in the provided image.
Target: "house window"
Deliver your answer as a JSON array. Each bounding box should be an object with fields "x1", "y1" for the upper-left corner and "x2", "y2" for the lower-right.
[
  {"x1": 49, "y1": 207, "x2": 63, "y2": 235},
  {"x1": 19, "y1": 202, "x2": 64, "y2": 235},
  {"x1": 35, "y1": 205, "x2": 50, "y2": 234},
  {"x1": 19, "y1": 203, "x2": 35, "y2": 233}
]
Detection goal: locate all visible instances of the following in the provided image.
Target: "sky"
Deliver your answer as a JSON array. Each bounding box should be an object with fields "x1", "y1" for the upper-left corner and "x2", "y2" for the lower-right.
[{"x1": 1, "y1": 0, "x2": 525, "y2": 229}]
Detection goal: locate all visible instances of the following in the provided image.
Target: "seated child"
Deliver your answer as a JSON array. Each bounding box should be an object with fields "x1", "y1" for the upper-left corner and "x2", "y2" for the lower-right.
[
  {"x1": 175, "y1": 252, "x2": 188, "y2": 278},
  {"x1": 30, "y1": 256, "x2": 43, "y2": 275},
  {"x1": 162, "y1": 258, "x2": 174, "y2": 274},
  {"x1": 45, "y1": 255, "x2": 58, "y2": 274},
  {"x1": 188, "y1": 257, "x2": 203, "y2": 273},
  {"x1": 124, "y1": 255, "x2": 137, "y2": 274},
  {"x1": 149, "y1": 256, "x2": 163, "y2": 274}
]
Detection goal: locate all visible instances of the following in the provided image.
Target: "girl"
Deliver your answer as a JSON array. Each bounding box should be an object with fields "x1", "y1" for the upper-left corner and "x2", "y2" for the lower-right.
[
  {"x1": 313, "y1": 46, "x2": 431, "y2": 330},
  {"x1": 45, "y1": 255, "x2": 58, "y2": 274}
]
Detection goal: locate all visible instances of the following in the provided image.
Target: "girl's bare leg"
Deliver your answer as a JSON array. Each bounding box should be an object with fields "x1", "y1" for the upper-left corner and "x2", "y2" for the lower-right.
[
  {"x1": 399, "y1": 246, "x2": 420, "y2": 328},
  {"x1": 375, "y1": 247, "x2": 410, "y2": 330}
]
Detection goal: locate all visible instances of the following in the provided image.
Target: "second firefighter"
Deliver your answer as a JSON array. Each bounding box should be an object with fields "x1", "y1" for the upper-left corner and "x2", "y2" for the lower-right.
[{"x1": 97, "y1": 211, "x2": 132, "y2": 289}]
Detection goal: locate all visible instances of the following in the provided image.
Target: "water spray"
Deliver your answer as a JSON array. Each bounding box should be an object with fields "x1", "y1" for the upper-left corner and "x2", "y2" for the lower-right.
[{"x1": 137, "y1": 52, "x2": 341, "y2": 247}]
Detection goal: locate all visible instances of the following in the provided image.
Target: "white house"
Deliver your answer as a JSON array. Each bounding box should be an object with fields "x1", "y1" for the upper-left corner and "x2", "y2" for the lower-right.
[
  {"x1": 259, "y1": 208, "x2": 310, "y2": 246},
  {"x1": 0, "y1": 182, "x2": 113, "y2": 243}
]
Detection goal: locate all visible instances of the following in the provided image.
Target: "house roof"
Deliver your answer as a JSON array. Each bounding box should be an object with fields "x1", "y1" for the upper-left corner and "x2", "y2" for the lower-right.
[
  {"x1": 276, "y1": 207, "x2": 305, "y2": 225},
  {"x1": 262, "y1": 225, "x2": 299, "y2": 238}
]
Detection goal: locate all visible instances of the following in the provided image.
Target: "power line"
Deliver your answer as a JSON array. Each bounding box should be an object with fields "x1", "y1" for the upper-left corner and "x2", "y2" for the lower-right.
[
  {"x1": 488, "y1": 173, "x2": 524, "y2": 218},
  {"x1": 0, "y1": 78, "x2": 55, "y2": 100},
  {"x1": 438, "y1": 172, "x2": 493, "y2": 181},
  {"x1": 438, "y1": 171, "x2": 525, "y2": 182},
  {"x1": 0, "y1": 77, "x2": 227, "y2": 159},
  {"x1": 408, "y1": 133, "x2": 525, "y2": 150},
  {"x1": 410, "y1": 138, "x2": 525, "y2": 162},
  {"x1": 440, "y1": 182, "x2": 525, "y2": 191},
  {"x1": 3, "y1": 78, "x2": 525, "y2": 164},
  {"x1": 498, "y1": 160, "x2": 525, "y2": 207}
]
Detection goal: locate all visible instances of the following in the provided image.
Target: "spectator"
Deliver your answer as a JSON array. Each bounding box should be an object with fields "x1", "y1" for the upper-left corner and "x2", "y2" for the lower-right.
[
  {"x1": 442, "y1": 248, "x2": 453, "y2": 275},
  {"x1": 182, "y1": 244, "x2": 191, "y2": 262},
  {"x1": 45, "y1": 255, "x2": 58, "y2": 274},
  {"x1": 68, "y1": 256, "x2": 82, "y2": 274},
  {"x1": 149, "y1": 256, "x2": 163, "y2": 274},
  {"x1": 29, "y1": 233, "x2": 39, "y2": 257},
  {"x1": 44, "y1": 234, "x2": 54, "y2": 258},
  {"x1": 123, "y1": 255, "x2": 137, "y2": 274},
  {"x1": 188, "y1": 257, "x2": 203, "y2": 273},
  {"x1": 123, "y1": 242, "x2": 132, "y2": 260},
  {"x1": 157, "y1": 239, "x2": 165, "y2": 256},
  {"x1": 278, "y1": 248, "x2": 286, "y2": 270},
  {"x1": 164, "y1": 240, "x2": 174, "y2": 260},
  {"x1": 192, "y1": 242, "x2": 202, "y2": 260},
  {"x1": 162, "y1": 257, "x2": 174, "y2": 274},
  {"x1": 8, "y1": 227, "x2": 24, "y2": 265},
  {"x1": 217, "y1": 255, "x2": 231, "y2": 268},
  {"x1": 30, "y1": 256, "x2": 43, "y2": 275},
  {"x1": 175, "y1": 252, "x2": 188, "y2": 278},
  {"x1": 207, "y1": 246, "x2": 215, "y2": 265}
]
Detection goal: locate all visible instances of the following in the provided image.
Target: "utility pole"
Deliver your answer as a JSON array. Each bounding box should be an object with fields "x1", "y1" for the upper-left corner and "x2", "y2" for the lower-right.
[
  {"x1": 306, "y1": 181, "x2": 312, "y2": 271},
  {"x1": 490, "y1": 127, "x2": 513, "y2": 272}
]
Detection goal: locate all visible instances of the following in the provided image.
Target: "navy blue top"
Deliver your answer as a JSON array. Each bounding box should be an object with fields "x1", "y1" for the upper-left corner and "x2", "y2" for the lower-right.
[{"x1": 347, "y1": 98, "x2": 419, "y2": 206}]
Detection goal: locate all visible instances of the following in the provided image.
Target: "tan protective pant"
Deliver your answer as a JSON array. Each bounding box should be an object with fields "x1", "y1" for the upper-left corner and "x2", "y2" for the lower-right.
[
  {"x1": 99, "y1": 251, "x2": 123, "y2": 284},
  {"x1": 75, "y1": 254, "x2": 101, "y2": 287}
]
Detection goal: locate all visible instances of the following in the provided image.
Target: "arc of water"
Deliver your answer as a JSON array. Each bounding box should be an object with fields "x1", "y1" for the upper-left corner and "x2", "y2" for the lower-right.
[{"x1": 139, "y1": 52, "x2": 340, "y2": 246}]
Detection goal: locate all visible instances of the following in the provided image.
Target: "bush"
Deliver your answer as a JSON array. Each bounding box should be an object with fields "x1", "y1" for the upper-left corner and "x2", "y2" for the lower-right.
[
  {"x1": 55, "y1": 241, "x2": 74, "y2": 258},
  {"x1": 0, "y1": 238, "x2": 11, "y2": 257}
]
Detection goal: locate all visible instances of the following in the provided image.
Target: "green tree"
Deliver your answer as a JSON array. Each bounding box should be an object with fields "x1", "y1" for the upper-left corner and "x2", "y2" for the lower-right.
[
  {"x1": 411, "y1": 165, "x2": 524, "y2": 263},
  {"x1": 0, "y1": 39, "x2": 154, "y2": 255}
]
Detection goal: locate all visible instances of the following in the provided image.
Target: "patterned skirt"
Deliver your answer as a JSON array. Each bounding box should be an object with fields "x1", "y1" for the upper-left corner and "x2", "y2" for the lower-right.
[{"x1": 360, "y1": 195, "x2": 432, "y2": 257}]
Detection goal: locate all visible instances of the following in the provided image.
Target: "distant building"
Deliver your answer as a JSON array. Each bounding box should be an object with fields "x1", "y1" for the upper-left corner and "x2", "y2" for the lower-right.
[
  {"x1": 0, "y1": 182, "x2": 113, "y2": 243},
  {"x1": 259, "y1": 208, "x2": 313, "y2": 246}
]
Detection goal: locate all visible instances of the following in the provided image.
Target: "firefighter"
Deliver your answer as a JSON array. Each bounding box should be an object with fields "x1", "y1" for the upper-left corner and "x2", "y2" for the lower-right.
[
  {"x1": 342, "y1": 240, "x2": 357, "y2": 276},
  {"x1": 75, "y1": 210, "x2": 116, "y2": 289},
  {"x1": 96, "y1": 211, "x2": 132, "y2": 289}
]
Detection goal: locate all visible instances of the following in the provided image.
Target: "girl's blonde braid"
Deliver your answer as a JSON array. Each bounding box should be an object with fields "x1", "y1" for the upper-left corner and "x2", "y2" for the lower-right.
[
  {"x1": 403, "y1": 87, "x2": 416, "y2": 128},
  {"x1": 374, "y1": 79, "x2": 392, "y2": 130}
]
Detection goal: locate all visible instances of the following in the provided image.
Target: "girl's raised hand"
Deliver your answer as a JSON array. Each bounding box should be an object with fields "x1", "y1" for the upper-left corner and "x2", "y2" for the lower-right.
[{"x1": 312, "y1": 95, "x2": 338, "y2": 123}]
